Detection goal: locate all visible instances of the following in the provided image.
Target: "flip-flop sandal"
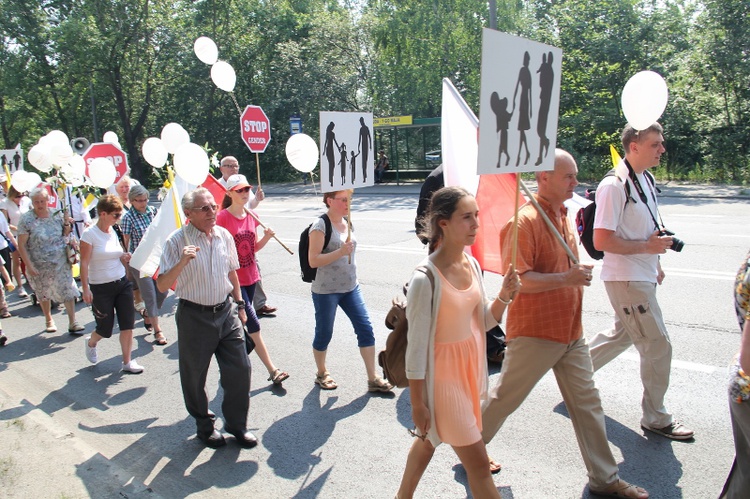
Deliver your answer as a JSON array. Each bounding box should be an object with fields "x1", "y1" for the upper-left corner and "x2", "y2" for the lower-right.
[
  {"x1": 488, "y1": 456, "x2": 502, "y2": 474},
  {"x1": 153, "y1": 332, "x2": 167, "y2": 345},
  {"x1": 268, "y1": 369, "x2": 290, "y2": 385},
  {"x1": 315, "y1": 371, "x2": 337, "y2": 390}
]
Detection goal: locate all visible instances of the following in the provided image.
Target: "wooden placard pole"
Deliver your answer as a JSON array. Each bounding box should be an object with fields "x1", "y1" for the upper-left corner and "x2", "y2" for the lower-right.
[
  {"x1": 346, "y1": 196, "x2": 352, "y2": 264},
  {"x1": 255, "y1": 152, "x2": 262, "y2": 191},
  {"x1": 244, "y1": 208, "x2": 293, "y2": 255},
  {"x1": 510, "y1": 173, "x2": 521, "y2": 271}
]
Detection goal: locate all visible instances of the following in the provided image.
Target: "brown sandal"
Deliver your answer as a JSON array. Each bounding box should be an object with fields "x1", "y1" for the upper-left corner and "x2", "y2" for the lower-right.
[
  {"x1": 153, "y1": 332, "x2": 167, "y2": 346},
  {"x1": 315, "y1": 371, "x2": 337, "y2": 390},
  {"x1": 268, "y1": 369, "x2": 290, "y2": 385}
]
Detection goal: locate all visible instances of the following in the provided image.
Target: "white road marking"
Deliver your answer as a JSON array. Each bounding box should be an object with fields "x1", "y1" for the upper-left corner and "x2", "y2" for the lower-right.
[{"x1": 621, "y1": 352, "x2": 718, "y2": 374}]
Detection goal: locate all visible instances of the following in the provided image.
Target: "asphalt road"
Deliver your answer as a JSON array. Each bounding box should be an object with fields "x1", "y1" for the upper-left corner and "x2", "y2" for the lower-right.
[{"x1": 0, "y1": 183, "x2": 747, "y2": 498}]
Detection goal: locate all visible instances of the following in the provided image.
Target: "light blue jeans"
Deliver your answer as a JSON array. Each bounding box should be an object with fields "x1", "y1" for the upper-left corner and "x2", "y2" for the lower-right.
[{"x1": 311, "y1": 285, "x2": 375, "y2": 351}]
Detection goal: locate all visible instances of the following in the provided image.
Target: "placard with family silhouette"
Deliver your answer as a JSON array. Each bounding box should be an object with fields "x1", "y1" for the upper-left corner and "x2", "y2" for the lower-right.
[
  {"x1": 477, "y1": 29, "x2": 562, "y2": 174},
  {"x1": 319, "y1": 112, "x2": 374, "y2": 192}
]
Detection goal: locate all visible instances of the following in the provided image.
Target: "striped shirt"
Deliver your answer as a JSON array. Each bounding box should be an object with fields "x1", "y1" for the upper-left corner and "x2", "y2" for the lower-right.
[
  {"x1": 120, "y1": 206, "x2": 157, "y2": 252},
  {"x1": 159, "y1": 223, "x2": 239, "y2": 305},
  {"x1": 500, "y1": 195, "x2": 583, "y2": 344}
]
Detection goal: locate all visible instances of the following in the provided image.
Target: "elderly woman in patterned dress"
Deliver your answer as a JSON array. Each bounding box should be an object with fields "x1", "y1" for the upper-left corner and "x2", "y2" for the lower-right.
[{"x1": 17, "y1": 186, "x2": 83, "y2": 334}]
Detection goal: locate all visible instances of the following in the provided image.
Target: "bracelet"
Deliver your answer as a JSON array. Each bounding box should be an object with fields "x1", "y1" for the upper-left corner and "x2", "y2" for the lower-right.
[{"x1": 496, "y1": 293, "x2": 512, "y2": 305}]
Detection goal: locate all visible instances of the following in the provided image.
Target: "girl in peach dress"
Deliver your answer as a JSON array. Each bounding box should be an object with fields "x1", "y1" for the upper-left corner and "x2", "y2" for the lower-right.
[{"x1": 397, "y1": 186, "x2": 520, "y2": 499}]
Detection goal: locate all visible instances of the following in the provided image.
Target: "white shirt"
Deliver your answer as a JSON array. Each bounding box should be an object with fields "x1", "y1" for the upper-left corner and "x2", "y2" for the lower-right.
[
  {"x1": 0, "y1": 197, "x2": 31, "y2": 235},
  {"x1": 594, "y1": 161, "x2": 659, "y2": 283},
  {"x1": 81, "y1": 225, "x2": 126, "y2": 284}
]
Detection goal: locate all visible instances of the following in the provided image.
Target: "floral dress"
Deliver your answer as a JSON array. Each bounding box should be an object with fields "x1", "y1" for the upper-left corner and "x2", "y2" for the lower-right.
[{"x1": 18, "y1": 211, "x2": 79, "y2": 303}]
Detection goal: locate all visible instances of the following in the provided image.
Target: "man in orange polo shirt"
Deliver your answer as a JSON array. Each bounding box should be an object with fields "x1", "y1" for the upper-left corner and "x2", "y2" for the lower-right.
[{"x1": 481, "y1": 149, "x2": 649, "y2": 499}]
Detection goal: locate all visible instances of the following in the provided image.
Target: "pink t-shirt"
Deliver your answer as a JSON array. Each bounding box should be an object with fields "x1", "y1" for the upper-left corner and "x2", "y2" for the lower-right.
[{"x1": 216, "y1": 209, "x2": 260, "y2": 286}]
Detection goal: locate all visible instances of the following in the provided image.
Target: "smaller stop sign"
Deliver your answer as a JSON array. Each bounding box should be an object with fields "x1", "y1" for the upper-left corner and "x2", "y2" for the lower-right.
[
  {"x1": 240, "y1": 105, "x2": 271, "y2": 153},
  {"x1": 83, "y1": 142, "x2": 129, "y2": 182}
]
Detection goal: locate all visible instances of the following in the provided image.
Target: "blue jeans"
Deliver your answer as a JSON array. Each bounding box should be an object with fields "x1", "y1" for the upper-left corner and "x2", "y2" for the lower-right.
[{"x1": 311, "y1": 285, "x2": 375, "y2": 351}]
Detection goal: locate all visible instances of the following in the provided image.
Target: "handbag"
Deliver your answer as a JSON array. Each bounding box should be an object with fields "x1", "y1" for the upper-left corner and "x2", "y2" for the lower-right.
[
  {"x1": 66, "y1": 235, "x2": 80, "y2": 265},
  {"x1": 1, "y1": 233, "x2": 15, "y2": 253}
]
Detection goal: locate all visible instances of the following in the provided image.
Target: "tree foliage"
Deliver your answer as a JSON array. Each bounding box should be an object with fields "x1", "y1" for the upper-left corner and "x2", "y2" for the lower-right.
[{"x1": 0, "y1": 0, "x2": 748, "y2": 184}]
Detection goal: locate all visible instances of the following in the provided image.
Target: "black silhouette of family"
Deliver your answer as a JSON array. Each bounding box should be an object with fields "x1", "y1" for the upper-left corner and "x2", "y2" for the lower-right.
[
  {"x1": 491, "y1": 50, "x2": 554, "y2": 168},
  {"x1": 323, "y1": 116, "x2": 372, "y2": 187}
]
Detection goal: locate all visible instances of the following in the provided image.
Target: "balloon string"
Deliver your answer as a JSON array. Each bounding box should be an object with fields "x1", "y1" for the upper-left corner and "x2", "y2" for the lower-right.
[{"x1": 230, "y1": 93, "x2": 242, "y2": 116}]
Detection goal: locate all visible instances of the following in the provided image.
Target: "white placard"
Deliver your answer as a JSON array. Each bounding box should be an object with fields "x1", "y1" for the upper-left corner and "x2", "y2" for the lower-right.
[
  {"x1": 319, "y1": 112, "x2": 374, "y2": 192},
  {"x1": 0, "y1": 148, "x2": 24, "y2": 173},
  {"x1": 477, "y1": 29, "x2": 562, "y2": 174}
]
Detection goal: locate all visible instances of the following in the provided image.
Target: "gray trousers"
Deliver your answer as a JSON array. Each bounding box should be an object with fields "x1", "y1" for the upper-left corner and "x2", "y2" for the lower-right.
[
  {"x1": 481, "y1": 336, "x2": 619, "y2": 490},
  {"x1": 176, "y1": 299, "x2": 251, "y2": 435},
  {"x1": 588, "y1": 281, "x2": 673, "y2": 428},
  {"x1": 252, "y1": 261, "x2": 267, "y2": 310}
]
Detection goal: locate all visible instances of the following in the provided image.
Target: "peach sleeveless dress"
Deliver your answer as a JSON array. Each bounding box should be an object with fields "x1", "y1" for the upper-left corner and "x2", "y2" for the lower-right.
[{"x1": 433, "y1": 266, "x2": 484, "y2": 447}]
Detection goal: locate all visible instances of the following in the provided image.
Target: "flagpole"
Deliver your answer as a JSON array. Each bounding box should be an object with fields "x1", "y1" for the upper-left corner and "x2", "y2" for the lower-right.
[
  {"x1": 346, "y1": 196, "x2": 352, "y2": 264},
  {"x1": 510, "y1": 174, "x2": 521, "y2": 270},
  {"x1": 243, "y1": 208, "x2": 293, "y2": 255},
  {"x1": 518, "y1": 180, "x2": 578, "y2": 264}
]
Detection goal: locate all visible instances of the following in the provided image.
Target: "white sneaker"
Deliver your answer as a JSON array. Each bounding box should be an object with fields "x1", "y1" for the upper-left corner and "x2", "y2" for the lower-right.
[
  {"x1": 84, "y1": 337, "x2": 98, "y2": 364},
  {"x1": 121, "y1": 360, "x2": 144, "y2": 374}
]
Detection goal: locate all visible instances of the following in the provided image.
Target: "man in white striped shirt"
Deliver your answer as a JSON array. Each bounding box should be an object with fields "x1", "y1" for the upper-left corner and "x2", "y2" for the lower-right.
[{"x1": 157, "y1": 187, "x2": 255, "y2": 449}]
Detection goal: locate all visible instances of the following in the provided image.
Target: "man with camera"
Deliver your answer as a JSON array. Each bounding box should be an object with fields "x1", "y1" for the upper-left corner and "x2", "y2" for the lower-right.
[{"x1": 589, "y1": 122, "x2": 694, "y2": 440}]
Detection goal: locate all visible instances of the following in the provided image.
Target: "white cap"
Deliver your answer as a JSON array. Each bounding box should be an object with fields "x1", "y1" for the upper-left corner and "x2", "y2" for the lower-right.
[{"x1": 225, "y1": 174, "x2": 252, "y2": 191}]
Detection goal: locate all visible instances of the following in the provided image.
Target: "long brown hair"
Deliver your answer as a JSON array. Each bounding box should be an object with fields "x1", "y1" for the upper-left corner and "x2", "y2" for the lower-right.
[{"x1": 419, "y1": 186, "x2": 472, "y2": 254}]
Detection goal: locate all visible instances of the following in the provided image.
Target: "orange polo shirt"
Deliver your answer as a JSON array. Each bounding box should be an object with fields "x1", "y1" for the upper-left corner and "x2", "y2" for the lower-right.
[{"x1": 500, "y1": 195, "x2": 583, "y2": 344}]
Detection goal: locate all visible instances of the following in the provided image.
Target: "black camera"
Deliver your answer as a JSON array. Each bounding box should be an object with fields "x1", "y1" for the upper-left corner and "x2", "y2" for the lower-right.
[{"x1": 659, "y1": 229, "x2": 684, "y2": 252}]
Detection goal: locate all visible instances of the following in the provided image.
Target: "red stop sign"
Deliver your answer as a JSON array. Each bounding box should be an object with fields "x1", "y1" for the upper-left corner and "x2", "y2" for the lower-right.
[
  {"x1": 83, "y1": 142, "x2": 129, "y2": 182},
  {"x1": 240, "y1": 105, "x2": 271, "y2": 153}
]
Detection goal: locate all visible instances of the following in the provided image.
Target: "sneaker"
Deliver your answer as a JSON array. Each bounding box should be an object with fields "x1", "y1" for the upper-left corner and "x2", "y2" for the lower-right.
[
  {"x1": 45, "y1": 320, "x2": 57, "y2": 333},
  {"x1": 642, "y1": 421, "x2": 694, "y2": 440},
  {"x1": 85, "y1": 337, "x2": 98, "y2": 364},
  {"x1": 121, "y1": 360, "x2": 144, "y2": 374},
  {"x1": 367, "y1": 376, "x2": 394, "y2": 393},
  {"x1": 17, "y1": 288, "x2": 28, "y2": 298},
  {"x1": 68, "y1": 322, "x2": 85, "y2": 335}
]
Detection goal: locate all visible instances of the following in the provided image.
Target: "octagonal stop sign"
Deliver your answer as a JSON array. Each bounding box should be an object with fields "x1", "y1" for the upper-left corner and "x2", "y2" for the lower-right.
[
  {"x1": 240, "y1": 105, "x2": 271, "y2": 153},
  {"x1": 82, "y1": 142, "x2": 129, "y2": 183}
]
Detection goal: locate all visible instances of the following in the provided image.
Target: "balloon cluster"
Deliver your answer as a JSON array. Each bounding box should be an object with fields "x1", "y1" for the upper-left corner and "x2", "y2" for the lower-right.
[
  {"x1": 621, "y1": 71, "x2": 669, "y2": 131},
  {"x1": 194, "y1": 37, "x2": 236, "y2": 92},
  {"x1": 141, "y1": 123, "x2": 209, "y2": 186},
  {"x1": 25, "y1": 129, "x2": 113, "y2": 190}
]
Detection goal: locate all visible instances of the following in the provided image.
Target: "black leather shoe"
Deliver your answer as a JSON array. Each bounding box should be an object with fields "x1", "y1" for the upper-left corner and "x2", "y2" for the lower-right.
[
  {"x1": 226, "y1": 428, "x2": 258, "y2": 448},
  {"x1": 197, "y1": 429, "x2": 226, "y2": 448}
]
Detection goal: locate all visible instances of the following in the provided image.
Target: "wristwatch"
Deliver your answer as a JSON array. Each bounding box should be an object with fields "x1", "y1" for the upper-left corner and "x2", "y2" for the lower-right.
[{"x1": 236, "y1": 300, "x2": 246, "y2": 308}]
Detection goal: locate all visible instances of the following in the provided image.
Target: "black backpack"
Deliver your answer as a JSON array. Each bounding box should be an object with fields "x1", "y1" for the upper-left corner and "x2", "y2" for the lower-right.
[
  {"x1": 575, "y1": 169, "x2": 655, "y2": 260},
  {"x1": 299, "y1": 214, "x2": 332, "y2": 283}
]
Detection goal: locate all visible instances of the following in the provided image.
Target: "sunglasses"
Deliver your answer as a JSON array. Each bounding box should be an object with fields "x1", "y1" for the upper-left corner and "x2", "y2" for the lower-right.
[
  {"x1": 111, "y1": 212, "x2": 123, "y2": 219},
  {"x1": 233, "y1": 186, "x2": 251, "y2": 193},
  {"x1": 192, "y1": 203, "x2": 219, "y2": 213}
]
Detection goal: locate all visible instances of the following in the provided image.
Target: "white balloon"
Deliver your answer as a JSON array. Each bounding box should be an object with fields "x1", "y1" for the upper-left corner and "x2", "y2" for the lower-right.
[
  {"x1": 194, "y1": 36, "x2": 219, "y2": 65},
  {"x1": 50, "y1": 142, "x2": 74, "y2": 167},
  {"x1": 25, "y1": 172, "x2": 42, "y2": 192},
  {"x1": 103, "y1": 131, "x2": 119, "y2": 144},
  {"x1": 68, "y1": 154, "x2": 86, "y2": 176},
  {"x1": 10, "y1": 171, "x2": 29, "y2": 192},
  {"x1": 211, "y1": 61, "x2": 236, "y2": 92},
  {"x1": 142, "y1": 137, "x2": 168, "y2": 168},
  {"x1": 28, "y1": 144, "x2": 53, "y2": 172},
  {"x1": 88, "y1": 157, "x2": 117, "y2": 188},
  {"x1": 173, "y1": 143, "x2": 210, "y2": 185},
  {"x1": 285, "y1": 134, "x2": 319, "y2": 173},
  {"x1": 44, "y1": 130, "x2": 70, "y2": 148},
  {"x1": 621, "y1": 71, "x2": 669, "y2": 131},
  {"x1": 160, "y1": 123, "x2": 190, "y2": 154}
]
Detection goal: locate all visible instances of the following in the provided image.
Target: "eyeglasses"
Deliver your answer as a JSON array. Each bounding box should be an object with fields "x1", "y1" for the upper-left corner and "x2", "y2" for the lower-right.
[
  {"x1": 334, "y1": 197, "x2": 349, "y2": 203},
  {"x1": 191, "y1": 203, "x2": 219, "y2": 213},
  {"x1": 222, "y1": 163, "x2": 240, "y2": 169},
  {"x1": 407, "y1": 428, "x2": 426, "y2": 441},
  {"x1": 112, "y1": 212, "x2": 123, "y2": 219},
  {"x1": 132, "y1": 198, "x2": 149, "y2": 203},
  {"x1": 234, "y1": 187, "x2": 251, "y2": 193}
]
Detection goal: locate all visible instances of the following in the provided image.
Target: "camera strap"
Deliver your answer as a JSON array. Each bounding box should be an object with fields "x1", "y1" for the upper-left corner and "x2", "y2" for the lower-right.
[{"x1": 624, "y1": 159, "x2": 664, "y2": 231}]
